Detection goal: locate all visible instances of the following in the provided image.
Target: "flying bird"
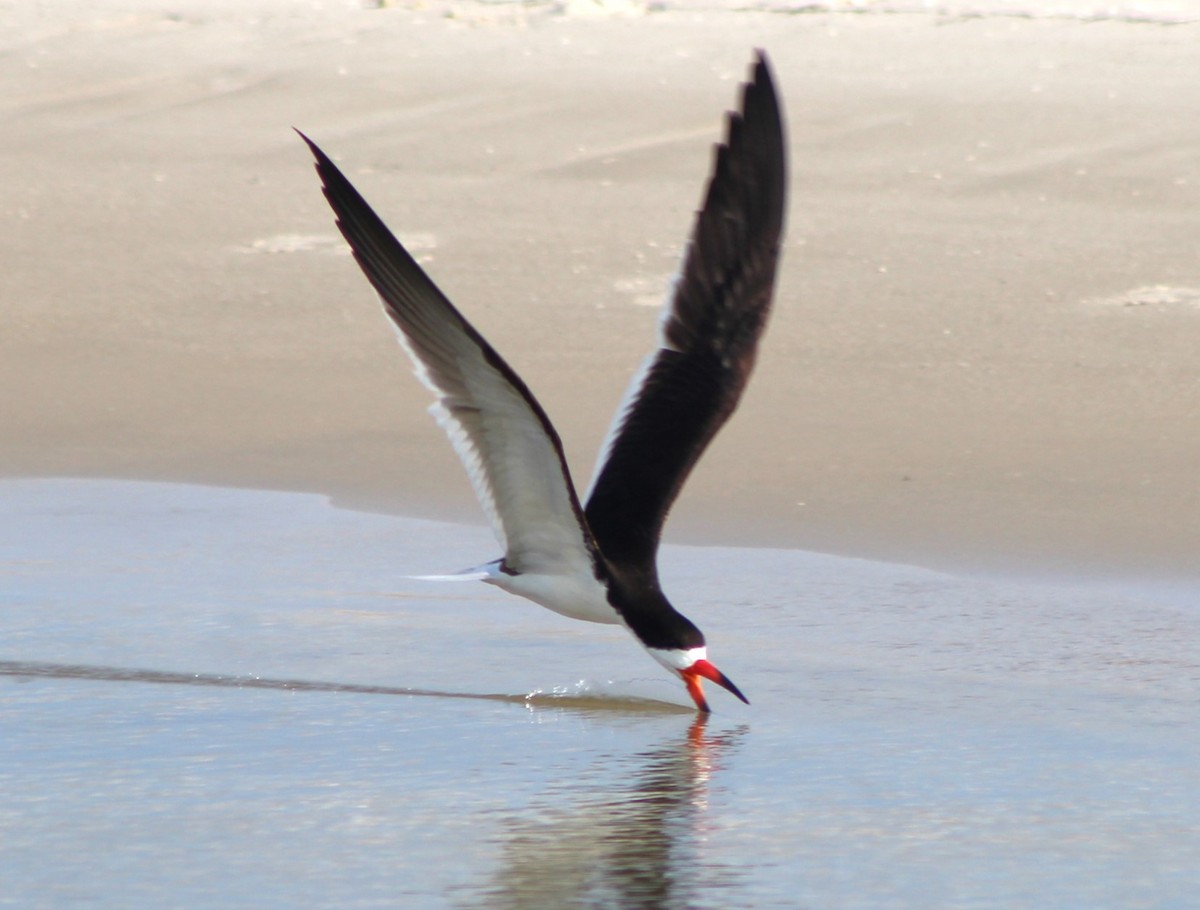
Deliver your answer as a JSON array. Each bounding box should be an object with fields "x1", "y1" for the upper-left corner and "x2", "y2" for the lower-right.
[{"x1": 300, "y1": 52, "x2": 786, "y2": 711}]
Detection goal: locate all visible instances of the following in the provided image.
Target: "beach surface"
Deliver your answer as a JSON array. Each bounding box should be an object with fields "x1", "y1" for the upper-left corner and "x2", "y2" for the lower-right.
[{"x1": 2, "y1": 0, "x2": 1198, "y2": 579}]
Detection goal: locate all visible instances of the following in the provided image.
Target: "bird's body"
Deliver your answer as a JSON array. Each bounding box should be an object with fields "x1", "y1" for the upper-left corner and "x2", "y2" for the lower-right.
[{"x1": 302, "y1": 52, "x2": 786, "y2": 711}]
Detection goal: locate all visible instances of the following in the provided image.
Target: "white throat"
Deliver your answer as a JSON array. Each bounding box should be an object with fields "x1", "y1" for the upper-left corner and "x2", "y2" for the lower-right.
[{"x1": 646, "y1": 645, "x2": 707, "y2": 673}]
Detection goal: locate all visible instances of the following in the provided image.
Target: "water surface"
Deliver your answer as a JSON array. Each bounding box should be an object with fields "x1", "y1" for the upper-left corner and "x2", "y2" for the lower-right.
[{"x1": 2, "y1": 479, "x2": 1197, "y2": 908}]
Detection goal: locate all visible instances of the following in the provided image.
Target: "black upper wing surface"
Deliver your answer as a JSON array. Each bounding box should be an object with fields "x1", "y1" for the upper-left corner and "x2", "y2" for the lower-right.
[{"x1": 583, "y1": 53, "x2": 787, "y2": 575}]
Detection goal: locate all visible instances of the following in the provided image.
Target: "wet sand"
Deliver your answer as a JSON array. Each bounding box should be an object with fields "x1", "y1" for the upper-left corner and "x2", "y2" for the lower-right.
[{"x1": 2, "y1": 0, "x2": 1198, "y2": 578}]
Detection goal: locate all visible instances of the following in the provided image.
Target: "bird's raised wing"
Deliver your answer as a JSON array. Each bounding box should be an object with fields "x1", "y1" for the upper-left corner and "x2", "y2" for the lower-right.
[
  {"x1": 584, "y1": 52, "x2": 787, "y2": 573},
  {"x1": 301, "y1": 133, "x2": 600, "y2": 581}
]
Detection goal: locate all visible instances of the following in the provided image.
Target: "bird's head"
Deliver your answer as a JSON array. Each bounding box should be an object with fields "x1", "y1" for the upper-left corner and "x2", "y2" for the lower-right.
[{"x1": 650, "y1": 646, "x2": 749, "y2": 713}]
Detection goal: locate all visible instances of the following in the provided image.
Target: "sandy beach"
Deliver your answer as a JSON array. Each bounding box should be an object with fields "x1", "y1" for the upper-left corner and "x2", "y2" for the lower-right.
[{"x1": 3, "y1": 0, "x2": 1198, "y2": 578}]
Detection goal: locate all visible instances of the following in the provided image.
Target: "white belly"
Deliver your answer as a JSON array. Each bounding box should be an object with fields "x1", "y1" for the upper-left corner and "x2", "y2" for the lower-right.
[{"x1": 484, "y1": 567, "x2": 619, "y2": 625}]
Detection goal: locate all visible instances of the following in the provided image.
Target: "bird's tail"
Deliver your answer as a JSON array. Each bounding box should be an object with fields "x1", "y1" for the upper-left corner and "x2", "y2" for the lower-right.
[{"x1": 406, "y1": 560, "x2": 499, "y2": 582}]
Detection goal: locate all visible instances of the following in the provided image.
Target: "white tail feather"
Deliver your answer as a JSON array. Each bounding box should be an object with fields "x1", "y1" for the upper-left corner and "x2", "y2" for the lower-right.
[{"x1": 406, "y1": 562, "x2": 498, "y2": 582}]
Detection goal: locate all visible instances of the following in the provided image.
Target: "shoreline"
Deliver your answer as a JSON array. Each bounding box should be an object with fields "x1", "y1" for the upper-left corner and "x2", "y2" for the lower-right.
[{"x1": 9, "y1": 474, "x2": 1200, "y2": 604}]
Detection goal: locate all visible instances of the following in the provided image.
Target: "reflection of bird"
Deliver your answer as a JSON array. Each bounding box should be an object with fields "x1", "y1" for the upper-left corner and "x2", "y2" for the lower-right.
[
  {"x1": 300, "y1": 52, "x2": 786, "y2": 712},
  {"x1": 477, "y1": 716, "x2": 748, "y2": 909}
]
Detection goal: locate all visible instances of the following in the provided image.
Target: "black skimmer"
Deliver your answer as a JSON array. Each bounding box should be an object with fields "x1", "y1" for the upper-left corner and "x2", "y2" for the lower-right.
[{"x1": 300, "y1": 52, "x2": 786, "y2": 712}]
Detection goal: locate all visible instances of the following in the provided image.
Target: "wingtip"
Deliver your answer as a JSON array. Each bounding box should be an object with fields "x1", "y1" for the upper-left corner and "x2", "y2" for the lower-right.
[
  {"x1": 745, "y1": 48, "x2": 782, "y2": 124},
  {"x1": 749, "y1": 49, "x2": 775, "y2": 89},
  {"x1": 295, "y1": 128, "x2": 331, "y2": 168}
]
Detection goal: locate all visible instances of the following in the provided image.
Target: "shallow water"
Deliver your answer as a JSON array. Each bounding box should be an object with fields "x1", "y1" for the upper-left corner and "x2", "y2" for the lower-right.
[{"x1": 2, "y1": 479, "x2": 1198, "y2": 908}]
